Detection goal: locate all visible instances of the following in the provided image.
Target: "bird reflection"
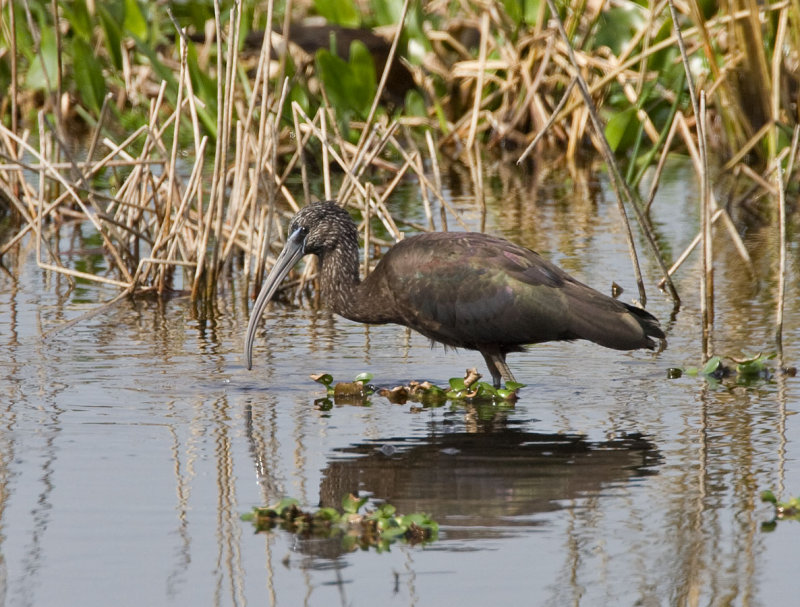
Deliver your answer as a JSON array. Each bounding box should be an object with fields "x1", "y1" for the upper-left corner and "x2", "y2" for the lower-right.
[{"x1": 285, "y1": 427, "x2": 659, "y2": 560}]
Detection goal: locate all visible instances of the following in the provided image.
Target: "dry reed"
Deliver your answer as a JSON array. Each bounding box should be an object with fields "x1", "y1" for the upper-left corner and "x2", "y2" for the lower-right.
[{"x1": 0, "y1": 0, "x2": 798, "y2": 351}]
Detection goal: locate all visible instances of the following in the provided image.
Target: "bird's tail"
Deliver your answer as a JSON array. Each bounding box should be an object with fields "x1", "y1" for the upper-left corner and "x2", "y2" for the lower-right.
[
  {"x1": 566, "y1": 288, "x2": 666, "y2": 352},
  {"x1": 622, "y1": 302, "x2": 666, "y2": 351}
]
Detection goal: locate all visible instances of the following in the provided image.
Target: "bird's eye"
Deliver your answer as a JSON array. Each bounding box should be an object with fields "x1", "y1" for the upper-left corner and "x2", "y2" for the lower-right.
[{"x1": 288, "y1": 224, "x2": 308, "y2": 238}]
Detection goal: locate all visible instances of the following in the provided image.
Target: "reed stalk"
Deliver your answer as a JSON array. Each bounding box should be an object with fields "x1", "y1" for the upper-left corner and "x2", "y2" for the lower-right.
[{"x1": 0, "y1": 0, "x2": 797, "y2": 334}]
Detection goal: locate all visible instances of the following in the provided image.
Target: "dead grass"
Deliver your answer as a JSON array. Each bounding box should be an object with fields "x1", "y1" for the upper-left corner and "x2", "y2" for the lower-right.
[{"x1": 0, "y1": 0, "x2": 798, "y2": 354}]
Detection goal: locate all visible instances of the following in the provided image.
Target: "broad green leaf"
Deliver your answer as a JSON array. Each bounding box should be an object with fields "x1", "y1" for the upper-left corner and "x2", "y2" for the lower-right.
[
  {"x1": 354, "y1": 372, "x2": 373, "y2": 382},
  {"x1": 474, "y1": 381, "x2": 497, "y2": 397},
  {"x1": 272, "y1": 497, "x2": 299, "y2": 515},
  {"x1": 605, "y1": 106, "x2": 637, "y2": 152},
  {"x1": 316, "y1": 49, "x2": 353, "y2": 108},
  {"x1": 98, "y1": 5, "x2": 124, "y2": 70},
  {"x1": 701, "y1": 356, "x2": 722, "y2": 375},
  {"x1": 186, "y1": 40, "x2": 217, "y2": 108},
  {"x1": 594, "y1": 6, "x2": 642, "y2": 55},
  {"x1": 124, "y1": 0, "x2": 148, "y2": 40},
  {"x1": 311, "y1": 373, "x2": 334, "y2": 386},
  {"x1": 348, "y1": 41, "x2": 376, "y2": 114},
  {"x1": 448, "y1": 377, "x2": 467, "y2": 391},
  {"x1": 342, "y1": 493, "x2": 367, "y2": 514},
  {"x1": 314, "y1": 0, "x2": 360, "y2": 27},
  {"x1": 315, "y1": 40, "x2": 376, "y2": 119},
  {"x1": 313, "y1": 507, "x2": 341, "y2": 522},
  {"x1": 72, "y1": 38, "x2": 106, "y2": 113},
  {"x1": 24, "y1": 24, "x2": 58, "y2": 91},
  {"x1": 404, "y1": 89, "x2": 427, "y2": 117},
  {"x1": 61, "y1": 0, "x2": 94, "y2": 41},
  {"x1": 523, "y1": 0, "x2": 541, "y2": 23},
  {"x1": 761, "y1": 490, "x2": 777, "y2": 504}
]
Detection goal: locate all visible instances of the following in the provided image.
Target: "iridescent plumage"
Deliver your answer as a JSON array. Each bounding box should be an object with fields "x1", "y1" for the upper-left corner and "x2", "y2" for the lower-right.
[{"x1": 245, "y1": 201, "x2": 665, "y2": 387}]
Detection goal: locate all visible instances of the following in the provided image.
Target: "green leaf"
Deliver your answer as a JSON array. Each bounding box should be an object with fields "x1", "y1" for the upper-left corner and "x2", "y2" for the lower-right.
[
  {"x1": 701, "y1": 356, "x2": 722, "y2": 375},
  {"x1": 186, "y1": 40, "x2": 217, "y2": 105},
  {"x1": 313, "y1": 507, "x2": 341, "y2": 522},
  {"x1": 523, "y1": 0, "x2": 541, "y2": 23},
  {"x1": 24, "y1": 22, "x2": 58, "y2": 92},
  {"x1": 448, "y1": 377, "x2": 467, "y2": 391},
  {"x1": 97, "y1": 5, "x2": 124, "y2": 70},
  {"x1": 315, "y1": 40, "x2": 376, "y2": 119},
  {"x1": 342, "y1": 493, "x2": 367, "y2": 514},
  {"x1": 71, "y1": 38, "x2": 106, "y2": 113},
  {"x1": 348, "y1": 41, "x2": 376, "y2": 112},
  {"x1": 504, "y1": 381, "x2": 526, "y2": 391},
  {"x1": 354, "y1": 372, "x2": 373, "y2": 382},
  {"x1": 593, "y1": 6, "x2": 643, "y2": 55},
  {"x1": 123, "y1": 0, "x2": 148, "y2": 40},
  {"x1": 272, "y1": 497, "x2": 299, "y2": 515},
  {"x1": 314, "y1": 0, "x2": 360, "y2": 27},
  {"x1": 474, "y1": 382, "x2": 497, "y2": 397},
  {"x1": 312, "y1": 373, "x2": 334, "y2": 387},
  {"x1": 761, "y1": 490, "x2": 777, "y2": 504},
  {"x1": 605, "y1": 106, "x2": 637, "y2": 152},
  {"x1": 61, "y1": 0, "x2": 94, "y2": 41},
  {"x1": 404, "y1": 89, "x2": 427, "y2": 117}
]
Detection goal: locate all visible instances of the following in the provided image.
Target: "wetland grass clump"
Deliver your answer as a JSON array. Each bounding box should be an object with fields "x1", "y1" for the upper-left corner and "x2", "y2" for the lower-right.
[
  {"x1": 0, "y1": 0, "x2": 798, "y2": 362},
  {"x1": 311, "y1": 368, "x2": 524, "y2": 408},
  {"x1": 241, "y1": 494, "x2": 439, "y2": 551}
]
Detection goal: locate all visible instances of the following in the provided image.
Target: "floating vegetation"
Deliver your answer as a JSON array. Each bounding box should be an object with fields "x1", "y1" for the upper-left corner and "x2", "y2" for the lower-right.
[
  {"x1": 241, "y1": 494, "x2": 439, "y2": 552},
  {"x1": 311, "y1": 368, "x2": 524, "y2": 408},
  {"x1": 761, "y1": 491, "x2": 800, "y2": 532},
  {"x1": 667, "y1": 354, "x2": 796, "y2": 386}
]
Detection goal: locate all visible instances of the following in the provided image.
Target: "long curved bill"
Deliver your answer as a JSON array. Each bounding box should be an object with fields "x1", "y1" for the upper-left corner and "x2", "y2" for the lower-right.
[{"x1": 244, "y1": 227, "x2": 306, "y2": 370}]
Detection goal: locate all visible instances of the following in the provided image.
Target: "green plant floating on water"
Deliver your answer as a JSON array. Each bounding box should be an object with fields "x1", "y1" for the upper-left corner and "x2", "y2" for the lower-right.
[
  {"x1": 667, "y1": 353, "x2": 796, "y2": 385},
  {"x1": 761, "y1": 490, "x2": 800, "y2": 531},
  {"x1": 311, "y1": 372, "x2": 375, "y2": 409},
  {"x1": 241, "y1": 494, "x2": 439, "y2": 551},
  {"x1": 311, "y1": 368, "x2": 524, "y2": 407}
]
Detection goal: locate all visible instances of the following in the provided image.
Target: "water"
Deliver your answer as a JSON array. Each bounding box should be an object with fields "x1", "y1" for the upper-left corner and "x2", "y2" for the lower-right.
[{"x1": 1, "y1": 158, "x2": 800, "y2": 606}]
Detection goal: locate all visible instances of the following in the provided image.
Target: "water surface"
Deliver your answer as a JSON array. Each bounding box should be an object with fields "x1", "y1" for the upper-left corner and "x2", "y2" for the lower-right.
[{"x1": 1, "y1": 159, "x2": 800, "y2": 606}]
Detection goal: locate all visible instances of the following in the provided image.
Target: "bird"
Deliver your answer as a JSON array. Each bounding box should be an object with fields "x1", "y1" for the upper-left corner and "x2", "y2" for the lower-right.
[{"x1": 244, "y1": 200, "x2": 666, "y2": 388}]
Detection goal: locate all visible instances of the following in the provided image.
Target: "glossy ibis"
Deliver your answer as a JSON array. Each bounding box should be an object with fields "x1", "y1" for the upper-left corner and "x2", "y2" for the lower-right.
[{"x1": 244, "y1": 200, "x2": 665, "y2": 387}]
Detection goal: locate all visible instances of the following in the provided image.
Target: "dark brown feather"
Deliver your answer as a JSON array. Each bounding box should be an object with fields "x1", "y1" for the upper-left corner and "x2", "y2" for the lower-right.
[{"x1": 250, "y1": 201, "x2": 665, "y2": 387}]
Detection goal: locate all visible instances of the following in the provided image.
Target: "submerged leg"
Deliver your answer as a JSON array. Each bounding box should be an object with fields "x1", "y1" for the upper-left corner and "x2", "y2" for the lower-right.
[{"x1": 480, "y1": 351, "x2": 517, "y2": 388}]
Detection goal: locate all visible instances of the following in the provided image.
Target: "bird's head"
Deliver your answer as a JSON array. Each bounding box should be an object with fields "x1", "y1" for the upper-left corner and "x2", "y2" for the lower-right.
[
  {"x1": 288, "y1": 200, "x2": 356, "y2": 256},
  {"x1": 244, "y1": 200, "x2": 354, "y2": 369}
]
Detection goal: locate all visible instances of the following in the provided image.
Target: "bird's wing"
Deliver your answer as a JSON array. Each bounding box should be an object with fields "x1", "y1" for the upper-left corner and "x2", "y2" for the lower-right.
[{"x1": 377, "y1": 233, "x2": 582, "y2": 348}]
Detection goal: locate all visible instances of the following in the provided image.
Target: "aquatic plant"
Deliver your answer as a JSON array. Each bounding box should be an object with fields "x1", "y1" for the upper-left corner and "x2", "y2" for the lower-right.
[
  {"x1": 761, "y1": 491, "x2": 800, "y2": 531},
  {"x1": 311, "y1": 368, "x2": 524, "y2": 407},
  {"x1": 667, "y1": 353, "x2": 796, "y2": 385},
  {"x1": 241, "y1": 494, "x2": 439, "y2": 551}
]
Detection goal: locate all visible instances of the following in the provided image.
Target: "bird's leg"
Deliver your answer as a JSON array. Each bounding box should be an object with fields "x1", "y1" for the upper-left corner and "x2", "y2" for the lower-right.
[{"x1": 481, "y1": 351, "x2": 516, "y2": 389}]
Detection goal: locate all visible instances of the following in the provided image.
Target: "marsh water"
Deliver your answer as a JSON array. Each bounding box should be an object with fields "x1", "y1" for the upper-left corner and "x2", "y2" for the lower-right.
[{"x1": 2, "y1": 158, "x2": 800, "y2": 606}]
